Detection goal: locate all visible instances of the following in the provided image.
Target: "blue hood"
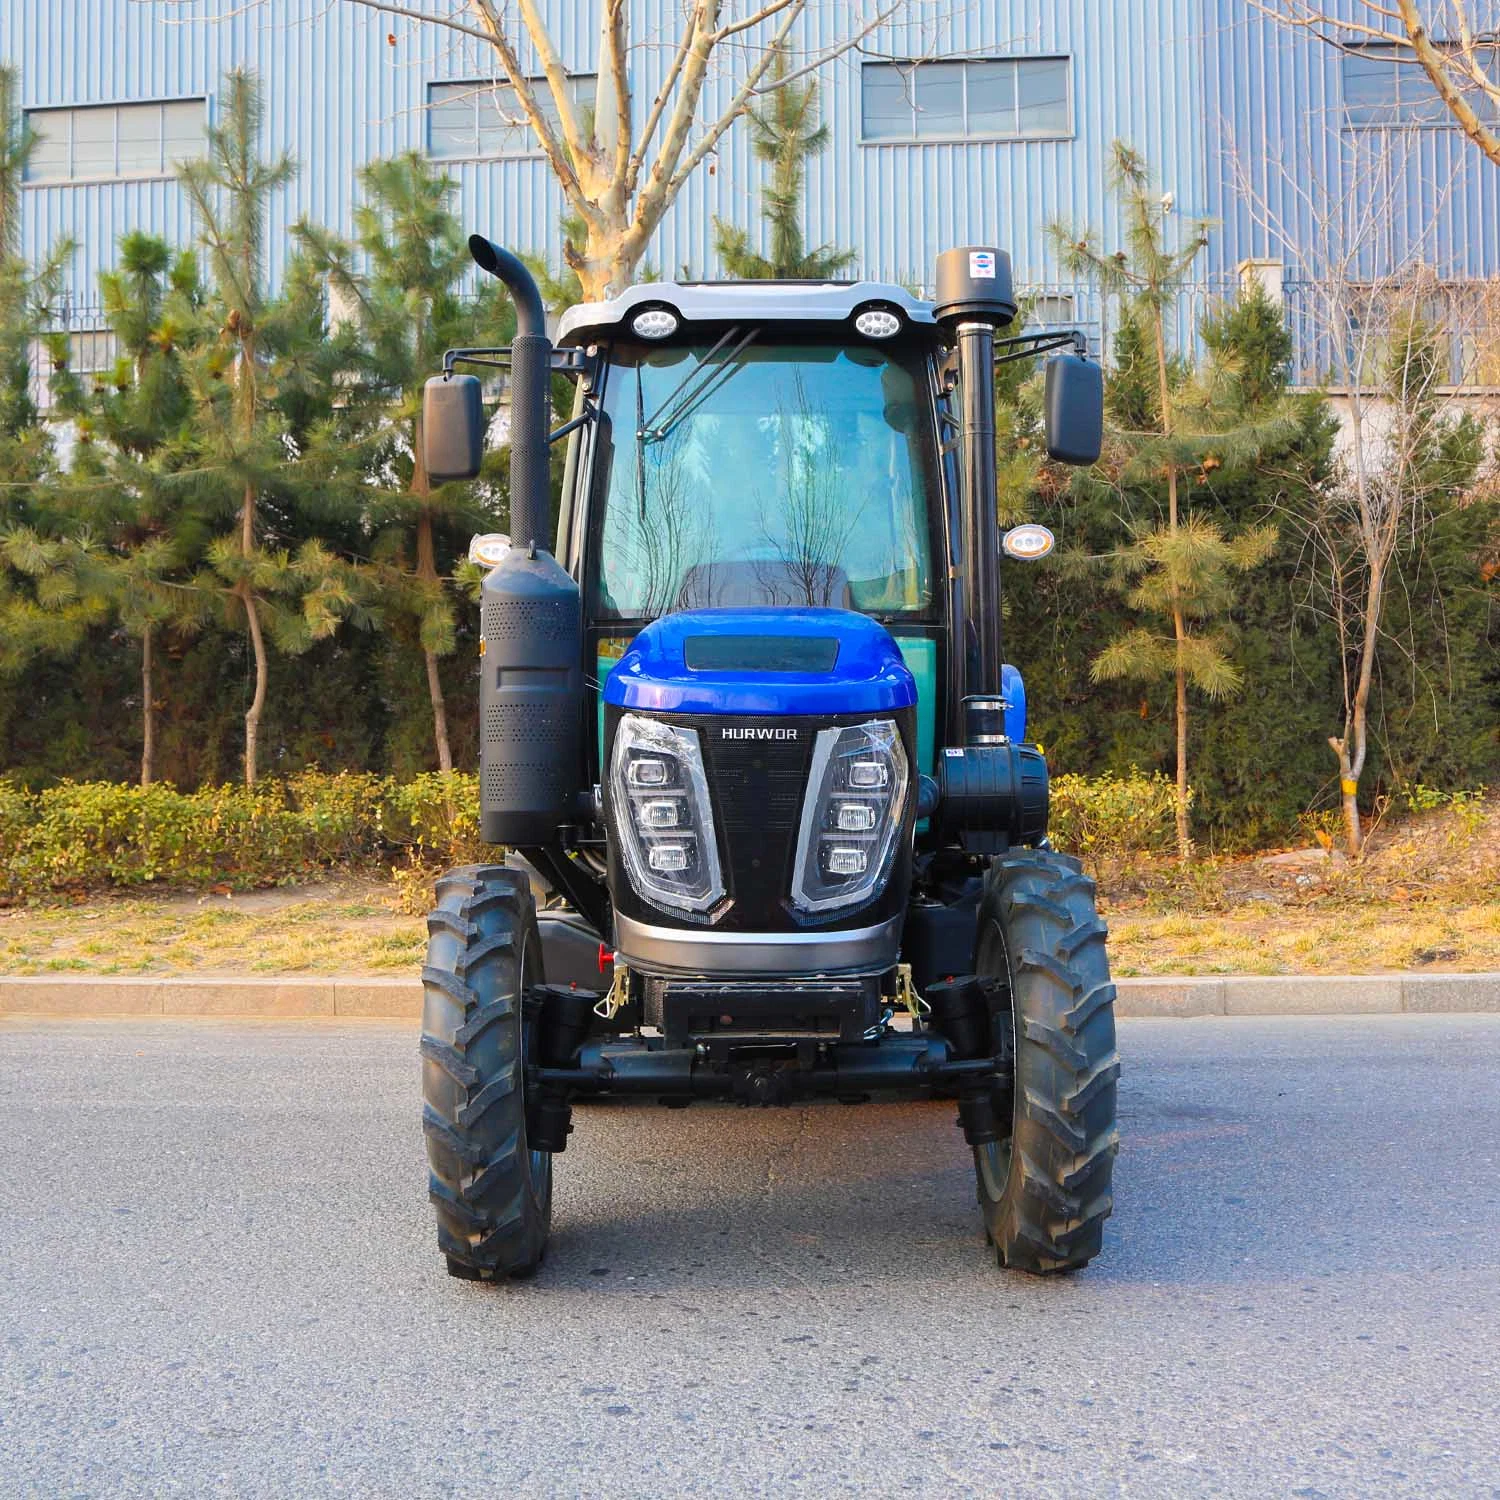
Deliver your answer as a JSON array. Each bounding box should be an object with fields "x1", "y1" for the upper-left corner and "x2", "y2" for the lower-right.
[{"x1": 603, "y1": 608, "x2": 917, "y2": 718}]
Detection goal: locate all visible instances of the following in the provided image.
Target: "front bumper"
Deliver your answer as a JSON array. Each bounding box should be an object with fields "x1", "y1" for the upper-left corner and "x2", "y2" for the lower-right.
[{"x1": 613, "y1": 911, "x2": 902, "y2": 977}]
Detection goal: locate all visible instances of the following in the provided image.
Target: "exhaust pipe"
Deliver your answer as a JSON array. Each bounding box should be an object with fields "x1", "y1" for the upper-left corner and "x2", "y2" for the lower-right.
[
  {"x1": 467, "y1": 237, "x2": 582, "y2": 847},
  {"x1": 469, "y1": 235, "x2": 551, "y2": 553},
  {"x1": 935, "y1": 247, "x2": 1017, "y2": 708}
]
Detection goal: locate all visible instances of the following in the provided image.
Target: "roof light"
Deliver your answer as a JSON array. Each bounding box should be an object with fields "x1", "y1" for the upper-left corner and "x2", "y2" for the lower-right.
[
  {"x1": 632, "y1": 308, "x2": 679, "y2": 339},
  {"x1": 854, "y1": 307, "x2": 902, "y2": 339}
]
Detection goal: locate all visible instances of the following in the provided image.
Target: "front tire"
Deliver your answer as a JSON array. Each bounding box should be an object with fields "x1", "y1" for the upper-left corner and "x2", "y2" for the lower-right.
[
  {"x1": 973, "y1": 850, "x2": 1119, "y2": 1273},
  {"x1": 421, "y1": 864, "x2": 552, "y2": 1280}
]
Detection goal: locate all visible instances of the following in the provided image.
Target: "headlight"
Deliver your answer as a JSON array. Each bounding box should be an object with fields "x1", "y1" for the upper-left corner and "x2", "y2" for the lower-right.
[
  {"x1": 610, "y1": 715, "x2": 725, "y2": 914},
  {"x1": 791, "y1": 720, "x2": 909, "y2": 914}
]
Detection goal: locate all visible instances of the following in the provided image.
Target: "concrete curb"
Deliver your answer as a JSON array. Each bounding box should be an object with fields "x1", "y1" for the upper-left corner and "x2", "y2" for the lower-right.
[
  {"x1": 1, "y1": 971, "x2": 1499, "y2": 1020},
  {"x1": 0, "y1": 975, "x2": 415, "y2": 1019}
]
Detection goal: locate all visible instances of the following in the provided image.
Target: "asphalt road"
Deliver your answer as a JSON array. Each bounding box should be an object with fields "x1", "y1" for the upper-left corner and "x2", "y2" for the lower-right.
[{"x1": 2, "y1": 1015, "x2": 1498, "y2": 1500}]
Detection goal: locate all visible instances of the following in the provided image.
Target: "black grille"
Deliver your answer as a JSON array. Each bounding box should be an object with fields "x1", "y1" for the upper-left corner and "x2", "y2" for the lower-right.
[{"x1": 699, "y1": 725, "x2": 815, "y2": 929}]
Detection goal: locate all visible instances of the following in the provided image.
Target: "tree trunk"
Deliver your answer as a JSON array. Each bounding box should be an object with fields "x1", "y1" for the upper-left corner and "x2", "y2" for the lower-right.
[
  {"x1": 240, "y1": 581, "x2": 268, "y2": 788},
  {"x1": 1155, "y1": 313, "x2": 1192, "y2": 862},
  {"x1": 573, "y1": 231, "x2": 641, "y2": 300},
  {"x1": 1329, "y1": 736, "x2": 1363, "y2": 857},
  {"x1": 140, "y1": 626, "x2": 155, "y2": 789},
  {"x1": 1174, "y1": 631, "x2": 1191, "y2": 860},
  {"x1": 424, "y1": 647, "x2": 453, "y2": 774},
  {"x1": 413, "y1": 450, "x2": 454, "y2": 774}
]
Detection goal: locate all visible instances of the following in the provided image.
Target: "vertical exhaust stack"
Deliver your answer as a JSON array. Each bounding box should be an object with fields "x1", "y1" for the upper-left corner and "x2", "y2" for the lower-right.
[
  {"x1": 468, "y1": 236, "x2": 583, "y2": 846},
  {"x1": 935, "y1": 247, "x2": 1017, "y2": 735}
]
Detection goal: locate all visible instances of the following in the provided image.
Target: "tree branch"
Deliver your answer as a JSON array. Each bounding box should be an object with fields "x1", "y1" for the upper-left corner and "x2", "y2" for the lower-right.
[
  {"x1": 627, "y1": 5, "x2": 700, "y2": 194},
  {"x1": 1394, "y1": 0, "x2": 1500, "y2": 167},
  {"x1": 603, "y1": 0, "x2": 633, "y2": 190},
  {"x1": 462, "y1": 0, "x2": 594, "y2": 223},
  {"x1": 337, "y1": 0, "x2": 491, "y2": 45},
  {"x1": 512, "y1": 0, "x2": 592, "y2": 176}
]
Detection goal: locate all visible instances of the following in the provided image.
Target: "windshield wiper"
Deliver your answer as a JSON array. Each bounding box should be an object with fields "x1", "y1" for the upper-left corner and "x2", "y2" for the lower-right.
[{"x1": 637, "y1": 326, "x2": 758, "y2": 445}]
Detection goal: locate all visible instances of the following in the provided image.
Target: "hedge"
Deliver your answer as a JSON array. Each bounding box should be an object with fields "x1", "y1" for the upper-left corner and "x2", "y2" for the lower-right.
[
  {"x1": 1048, "y1": 769, "x2": 1182, "y2": 863},
  {"x1": 0, "y1": 767, "x2": 1179, "y2": 900},
  {"x1": 0, "y1": 771, "x2": 484, "y2": 900}
]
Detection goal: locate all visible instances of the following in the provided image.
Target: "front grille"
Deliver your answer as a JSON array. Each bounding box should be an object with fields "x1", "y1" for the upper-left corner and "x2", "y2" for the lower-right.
[{"x1": 697, "y1": 723, "x2": 815, "y2": 931}]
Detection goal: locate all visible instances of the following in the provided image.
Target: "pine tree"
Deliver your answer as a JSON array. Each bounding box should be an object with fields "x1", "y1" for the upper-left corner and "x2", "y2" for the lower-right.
[
  {"x1": 295, "y1": 152, "x2": 514, "y2": 772},
  {"x1": 168, "y1": 70, "x2": 363, "y2": 786},
  {"x1": 1052, "y1": 145, "x2": 1294, "y2": 859},
  {"x1": 0, "y1": 65, "x2": 99, "y2": 673},
  {"x1": 713, "y1": 52, "x2": 854, "y2": 281},
  {"x1": 60, "y1": 232, "x2": 208, "y2": 784}
]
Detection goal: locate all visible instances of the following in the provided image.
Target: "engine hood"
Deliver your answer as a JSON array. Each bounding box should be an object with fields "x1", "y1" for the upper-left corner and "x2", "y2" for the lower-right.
[{"x1": 602, "y1": 608, "x2": 917, "y2": 719}]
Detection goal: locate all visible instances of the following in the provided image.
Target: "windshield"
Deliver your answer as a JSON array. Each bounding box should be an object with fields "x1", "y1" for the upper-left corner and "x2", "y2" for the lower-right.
[{"x1": 590, "y1": 338, "x2": 938, "y2": 619}]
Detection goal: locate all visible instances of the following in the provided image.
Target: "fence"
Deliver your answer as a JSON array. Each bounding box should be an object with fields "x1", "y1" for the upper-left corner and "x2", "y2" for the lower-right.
[{"x1": 1283, "y1": 277, "x2": 1500, "y2": 391}]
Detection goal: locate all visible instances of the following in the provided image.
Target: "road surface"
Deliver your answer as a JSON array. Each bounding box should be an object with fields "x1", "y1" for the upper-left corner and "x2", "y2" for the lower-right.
[{"x1": 2, "y1": 1014, "x2": 1498, "y2": 1498}]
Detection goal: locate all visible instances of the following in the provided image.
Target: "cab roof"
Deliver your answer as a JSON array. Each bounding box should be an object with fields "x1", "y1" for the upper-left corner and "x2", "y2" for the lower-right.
[{"x1": 555, "y1": 278, "x2": 936, "y2": 346}]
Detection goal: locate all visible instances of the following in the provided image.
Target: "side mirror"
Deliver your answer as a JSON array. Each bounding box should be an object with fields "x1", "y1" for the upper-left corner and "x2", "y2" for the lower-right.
[
  {"x1": 1043, "y1": 354, "x2": 1104, "y2": 467},
  {"x1": 423, "y1": 373, "x2": 485, "y2": 483}
]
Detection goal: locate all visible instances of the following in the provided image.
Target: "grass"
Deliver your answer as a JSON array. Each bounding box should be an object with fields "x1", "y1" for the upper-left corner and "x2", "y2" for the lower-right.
[
  {"x1": 1104, "y1": 902, "x2": 1500, "y2": 977},
  {"x1": 2, "y1": 881, "x2": 1497, "y2": 980},
  {"x1": 2, "y1": 803, "x2": 1495, "y2": 978},
  {"x1": 0, "y1": 886, "x2": 426, "y2": 977}
]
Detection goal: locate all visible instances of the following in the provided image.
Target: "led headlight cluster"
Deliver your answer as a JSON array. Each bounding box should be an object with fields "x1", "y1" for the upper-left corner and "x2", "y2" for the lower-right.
[
  {"x1": 610, "y1": 715, "x2": 725, "y2": 914},
  {"x1": 791, "y1": 720, "x2": 909, "y2": 914}
]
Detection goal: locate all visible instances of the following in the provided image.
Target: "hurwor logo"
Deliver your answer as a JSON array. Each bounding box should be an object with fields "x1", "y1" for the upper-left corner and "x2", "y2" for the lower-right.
[{"x1": 720, "y1": 726, "x2": 799, "y2": 741}]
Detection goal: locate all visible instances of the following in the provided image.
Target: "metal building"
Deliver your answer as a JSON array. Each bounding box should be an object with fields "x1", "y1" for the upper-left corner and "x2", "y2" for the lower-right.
[{"x1": 5, "y1": 0, "x2": 1498, "y2": 379}]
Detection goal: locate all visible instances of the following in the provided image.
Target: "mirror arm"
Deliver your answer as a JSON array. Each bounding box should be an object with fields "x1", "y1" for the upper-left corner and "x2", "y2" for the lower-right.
[
  {"x1": 441, "y1": 346, "x2": 591, "y2": 376},
  {"x1": 992, "y1": 329, "x2": 1090, "y2": 367},
  {"x1": 548, "y1": 404, "x2": 597, "y2": 446}
]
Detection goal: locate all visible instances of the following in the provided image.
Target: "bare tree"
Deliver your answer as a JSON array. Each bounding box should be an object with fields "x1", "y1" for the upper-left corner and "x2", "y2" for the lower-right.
[
  {"x1": 1228, "y1": 125, "x2": 1491, "y2": 854},
  {"x1": 1252, "y1": 1, "x2": 1500, "y2": 168},
  {"x1": 336, "y1": 0, "x2": 909, "y2": 298}
]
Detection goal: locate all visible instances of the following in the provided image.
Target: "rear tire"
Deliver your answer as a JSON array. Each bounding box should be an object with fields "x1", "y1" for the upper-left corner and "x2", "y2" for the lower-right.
[
  {"x1": 972, "y1": 850, "x2": 1119, "y2": 1273},
  {"x1": 421, "y1": 864, "x2": 552, "y2": 1280}
]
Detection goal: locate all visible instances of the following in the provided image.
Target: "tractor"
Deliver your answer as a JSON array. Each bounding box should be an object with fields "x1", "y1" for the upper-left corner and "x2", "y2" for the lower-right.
[{"x1": 418, "y1": 236, "x2": 1118, "y2": 1281}]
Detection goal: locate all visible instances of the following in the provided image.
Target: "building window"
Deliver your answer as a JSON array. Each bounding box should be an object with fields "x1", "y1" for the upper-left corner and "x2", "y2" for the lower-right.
[
  {"x1": 24, "y1": 100, "x2": 205, "y2": 182},
  {"x1": 427, "y1": 76, "x2": 596, "y2": 159},
  {"x1": 861, "y1": 58, "x2": 1071, "y2": 142},
  {"x1": 1342, "y1": 44, "x2": 1499, "y2": 127}
]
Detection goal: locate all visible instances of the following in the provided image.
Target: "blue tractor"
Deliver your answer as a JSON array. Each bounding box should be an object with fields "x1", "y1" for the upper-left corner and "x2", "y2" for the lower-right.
[{"x1": 419, "y1": 237, "x2": 1118, "y2": 1280}]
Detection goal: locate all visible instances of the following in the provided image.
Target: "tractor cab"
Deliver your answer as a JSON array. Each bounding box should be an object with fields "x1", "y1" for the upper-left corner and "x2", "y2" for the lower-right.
[
  {"x1": 416, "y1": 237, "x2": 1118, "y2": 1284},
  {"x1": 553, "y1": 282, "x2": 949, "y2": 790}
]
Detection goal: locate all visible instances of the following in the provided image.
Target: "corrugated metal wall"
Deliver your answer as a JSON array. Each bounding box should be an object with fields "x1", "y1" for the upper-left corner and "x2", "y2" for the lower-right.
[
  {"x1": 5, "y1": 0, "x2": 1207, "y2": 307},
  {"x1": 6, "y1": 0, "x2": 1499, "y2": 313},
  {"x1": 1202, "y1": 0, "x2": 1500, "y2": 281}
]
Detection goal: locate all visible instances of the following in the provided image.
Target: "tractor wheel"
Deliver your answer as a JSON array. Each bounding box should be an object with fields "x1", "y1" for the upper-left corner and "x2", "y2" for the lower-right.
[
  {"x1": 972, "y1": 849, "x2": 1119, "y2": 1273},
  {"x1": 421, "y1": 864, "x2": 552, "y2": 1280}
]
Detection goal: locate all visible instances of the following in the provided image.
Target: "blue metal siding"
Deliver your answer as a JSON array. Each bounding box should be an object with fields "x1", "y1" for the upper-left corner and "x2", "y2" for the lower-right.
[
  {"x1": 5, "y1": 0, "x2": 1209, "y2": 306},
  {"x1": 1203, "y1": 0, "x2": 1500, "y2": 281},
  {"x1": 6, "y1": 0, "x2": 1499, "y2": 314}
]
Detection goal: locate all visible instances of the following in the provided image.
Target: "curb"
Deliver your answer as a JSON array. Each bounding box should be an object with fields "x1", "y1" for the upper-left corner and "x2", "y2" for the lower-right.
[{"x1": 1, "y1": 972, "x2": 1499, "y2": 1021}]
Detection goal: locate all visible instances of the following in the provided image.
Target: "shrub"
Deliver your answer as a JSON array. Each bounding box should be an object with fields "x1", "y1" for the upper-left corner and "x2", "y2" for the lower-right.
[
  {"x1": 0, "y1": 777, "x2": 35, "y2": 866},
  {"x1": 0, "y1": 771, "x2": 486, "y2": 900},
  {"x1": 378, "y1": 772, "x2": 484, "y2": 867},
  {"x1": 1049, "y1": 769, "x2": 1183, "y2": 863}
]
